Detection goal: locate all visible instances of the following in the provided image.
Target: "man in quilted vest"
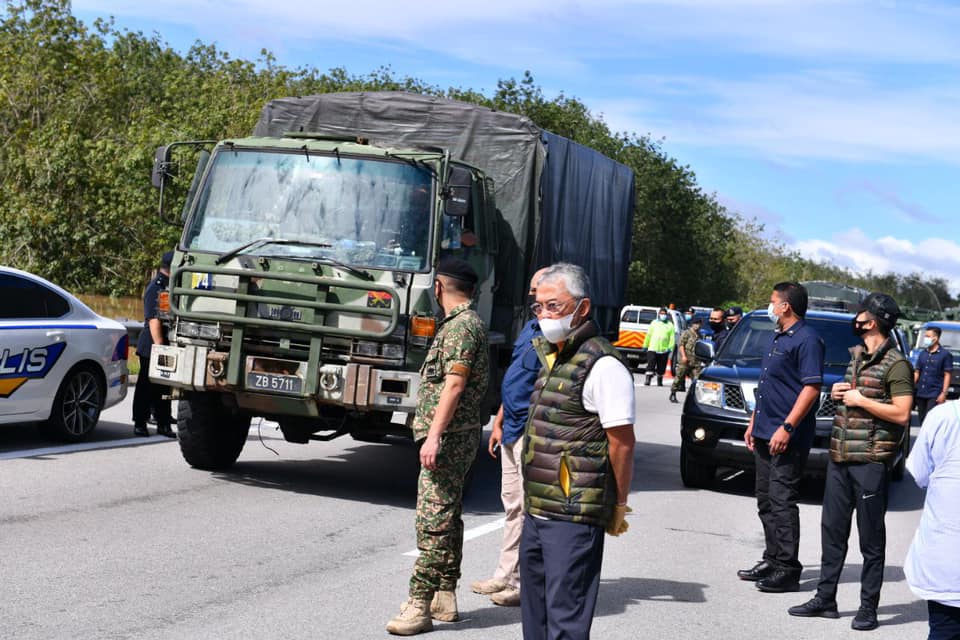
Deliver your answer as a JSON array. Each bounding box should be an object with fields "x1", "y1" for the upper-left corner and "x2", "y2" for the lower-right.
[
  {"x1": 789, "y1": 292, "x2": 914, "y2": 631},
  {"x1": 520, "y1": 262, "x2": 636, "y2": 640}
]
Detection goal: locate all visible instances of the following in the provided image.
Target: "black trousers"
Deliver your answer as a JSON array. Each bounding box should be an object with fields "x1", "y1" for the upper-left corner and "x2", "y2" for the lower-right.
[
  {"x1": 520, "y1": 515, "x2": 605, "y2": 640},
  {"x1": 132, "y1": 355, "x2": 171, "y2": 429},
  {"x1": 754, "y1": 440, "x2": 808, "y2": 572},
  {"x1": 645, "y1": 351, "x2": 669, "y2": 377},
  {"x1": 928, "y1": 601, "x2": 960, "y2": 640},
  {"x1": 917, "y1": 396, "x2": 939, "y2": 425},
  {"x1": 816, "y1": 459, "x2": 889, "y2": 608}
]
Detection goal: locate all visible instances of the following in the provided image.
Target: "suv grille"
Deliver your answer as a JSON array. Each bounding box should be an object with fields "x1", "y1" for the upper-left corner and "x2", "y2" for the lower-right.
[
  {"x1": 724, "y1": 385, "x2": 746, "y2": 411},
  {"x1": 817, "y1": 394, "x2": 837, "y2": 418}
]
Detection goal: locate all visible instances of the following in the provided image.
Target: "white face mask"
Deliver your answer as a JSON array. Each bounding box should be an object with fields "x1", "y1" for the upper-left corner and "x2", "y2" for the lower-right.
[
  {"x1": 658, "y1": 314, "x2": 668, "y2": 322},
  {"x1": 540, "y1": 300, "x2": 582, "y2": 344},
  {"x1": 766, "y1": 302, "x2": 781, "y2": 324},
  {"x1": 922, "y1": 337, "x2": 934, "y2": 348}
]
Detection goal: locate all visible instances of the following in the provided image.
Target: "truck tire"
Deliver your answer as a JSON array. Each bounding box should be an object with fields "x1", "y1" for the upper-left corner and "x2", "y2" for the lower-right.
[
  {"x1": 680, "y1": 441, "x2": 716, "y2": 489},
  {"x1": 177, "y1": 392, "x2": 251, "y2": 470}
]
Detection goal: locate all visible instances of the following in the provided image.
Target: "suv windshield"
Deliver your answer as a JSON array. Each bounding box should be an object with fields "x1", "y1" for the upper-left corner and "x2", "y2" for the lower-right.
[
  {"x1": 185, "y1": 149, "x2": 434, "y2": 272},
  {"x1": 718, "y1": 314, "x2": 860, "y2": 366}
]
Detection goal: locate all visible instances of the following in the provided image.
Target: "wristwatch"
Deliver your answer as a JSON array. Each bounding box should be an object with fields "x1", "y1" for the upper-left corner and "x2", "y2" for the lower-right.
[{"x1": 782, "y1": 422, "x2": 794, "y2": 434}]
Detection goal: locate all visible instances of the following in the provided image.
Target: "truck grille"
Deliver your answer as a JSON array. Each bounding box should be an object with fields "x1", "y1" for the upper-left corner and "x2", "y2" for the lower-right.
[{"x1": 724, "y1": 385, "x2": 746, "y2": 411}]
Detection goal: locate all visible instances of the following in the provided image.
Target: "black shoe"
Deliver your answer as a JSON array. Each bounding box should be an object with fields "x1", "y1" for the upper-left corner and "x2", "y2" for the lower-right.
[
  {"x1": 756, "y1": 569, "x2": 800, "y2": 593},
  {"x1": 788, "y1": 595, "x2": 839, "y2": 618},
  {"x1": 737, "y1": 560, "x2": 774, "y2": 581},
  {"x1": 157, "y1": 426, "x2": 177, "y2": 439},
  {"x1": 134, "y1": 424, "x2": 150, "y2": 437},
  {"x1": 657, "y1": 377, "x2": 663, "y2": 386},
  {"x1": 644, "y1": 377, "x2": 652, "y2": 386},
  {"x1": 669, "y1": 392, "x2": 678, "y2": 403},
  {"x1": 851, "y1": 607, "x2": 878, "y2": 631}
]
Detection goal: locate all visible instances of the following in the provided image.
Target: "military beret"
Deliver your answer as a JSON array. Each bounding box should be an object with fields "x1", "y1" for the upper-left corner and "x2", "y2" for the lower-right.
[
  {"x1": 856, "y1": 292, "x2": 901, "y2": 326},
  {"x1": 436, "y1": 256, "x2": 478, "y2": 285},
  {"x1": 160, "y1": 250, "x2": 174, "y2": 268}
]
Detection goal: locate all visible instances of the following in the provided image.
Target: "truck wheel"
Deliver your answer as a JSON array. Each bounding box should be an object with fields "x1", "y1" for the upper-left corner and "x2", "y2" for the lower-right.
[
  {"x1": 680, "y1": 441, "x2": 716, "y2": 489},
  {"x1": 177, "y1": 392, "x2": 250, "y2": 470},
  {"x1": 891, "y1": 430, "x2": 911, "y2": 482}
]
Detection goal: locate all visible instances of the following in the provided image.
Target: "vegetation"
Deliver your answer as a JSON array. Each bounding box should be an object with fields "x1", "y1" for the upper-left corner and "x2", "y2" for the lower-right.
[{"x1": 1, "y1": 0, "x2": 955, "y2": 313}]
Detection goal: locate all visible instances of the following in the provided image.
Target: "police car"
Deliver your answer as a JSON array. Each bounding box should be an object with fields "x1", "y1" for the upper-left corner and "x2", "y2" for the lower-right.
[{"x1": 0, "y1": 267, "x2": 128, "y2": 440}]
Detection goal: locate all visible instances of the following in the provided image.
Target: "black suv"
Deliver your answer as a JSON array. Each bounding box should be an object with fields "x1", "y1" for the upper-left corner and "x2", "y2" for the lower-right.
[{"x1": 679, "y1": 310, "x2": 911, "y2": 489}]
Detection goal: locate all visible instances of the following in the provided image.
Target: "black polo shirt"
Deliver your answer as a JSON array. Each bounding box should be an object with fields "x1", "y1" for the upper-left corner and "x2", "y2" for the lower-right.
[{"x1": 753, "y1": 318, "x2": 824, "y2": 449}]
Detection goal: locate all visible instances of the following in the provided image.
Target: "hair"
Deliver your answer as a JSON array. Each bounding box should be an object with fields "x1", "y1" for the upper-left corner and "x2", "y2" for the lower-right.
[
  {"x1": 927, "y1": 326, "x2": 942, "y2": 339},
  {"x1": 659, "y1": 307, "x2": 668, "y2": 314},
  {"x1": 712, "y1": 306, "x2": 724, "y2": 314},
  {"x1": 773, "y1": 281, "x2": 808, "y2": 318},
  {"x1": 861, "y1": 310, "x2": 892, "y2": 337},
  {"x1": 437, "y1": 274, "x2": 475, "y2": 297},
  {"x1": 539, "y1": 262, "x2": 591, "y2": 300}
]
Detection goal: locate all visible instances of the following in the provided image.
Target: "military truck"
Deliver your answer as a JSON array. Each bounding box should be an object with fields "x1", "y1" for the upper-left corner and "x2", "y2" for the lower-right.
[{"x1": 148, "y1": 92, "x2": 635, "y2": 470}]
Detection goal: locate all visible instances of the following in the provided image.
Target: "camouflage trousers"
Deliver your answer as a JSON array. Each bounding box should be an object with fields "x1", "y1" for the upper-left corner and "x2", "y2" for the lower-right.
[
  {"x1": 671, "y1": 361, "x2": 702, "y2": 392},
  {"x1": 409, "y1": 428, "x2": 481, "y2": 599}
]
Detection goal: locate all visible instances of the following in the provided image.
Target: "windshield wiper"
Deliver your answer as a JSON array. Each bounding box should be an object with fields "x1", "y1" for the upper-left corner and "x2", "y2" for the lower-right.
[
  {"x1": 311, "y1": 256, "x2": 373, "y2": 281},
  {"x1": 215, "y1": 237, "x2": 332, "y2": 265},
  {"x1": 385, "y1": 152, "x2": 440, "y2": 180}
]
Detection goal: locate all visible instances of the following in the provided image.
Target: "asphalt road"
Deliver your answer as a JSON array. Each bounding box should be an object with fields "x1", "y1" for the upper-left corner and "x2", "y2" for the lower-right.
[{"x1": 0, "y1": 379, "x2": 929, "y2": 639}]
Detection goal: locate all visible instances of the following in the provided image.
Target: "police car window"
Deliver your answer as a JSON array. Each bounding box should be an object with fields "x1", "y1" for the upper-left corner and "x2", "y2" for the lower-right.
[
  {"x1": 0, "y1": 274, "x2": 70, "y2": 319},
  {"x1": 621, "y1": 310, "x2": 638, "y2": 323},
  {"x1": 637, "y1": 310, "x2": 657, "y2": 323}
]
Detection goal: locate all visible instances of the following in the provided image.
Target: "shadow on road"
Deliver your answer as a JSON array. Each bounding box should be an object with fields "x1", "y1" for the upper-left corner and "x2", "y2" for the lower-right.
[
  {"x1": 211, "y1": 433, "x2": 505, "y2": 514},
  {"x1": 596, "y1": 576, "x2": 709, "y2": 616}
]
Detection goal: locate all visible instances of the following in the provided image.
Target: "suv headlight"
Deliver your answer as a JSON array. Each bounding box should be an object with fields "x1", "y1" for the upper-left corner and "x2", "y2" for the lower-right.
[{"x1": 695, "y1": 380, "x2": 723, "y2": 408}]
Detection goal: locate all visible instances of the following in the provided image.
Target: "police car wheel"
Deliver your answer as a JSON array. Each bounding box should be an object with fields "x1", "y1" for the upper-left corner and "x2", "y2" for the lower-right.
[{"x1": 45, "y1": 365, "x2": 104, "y2": 442}]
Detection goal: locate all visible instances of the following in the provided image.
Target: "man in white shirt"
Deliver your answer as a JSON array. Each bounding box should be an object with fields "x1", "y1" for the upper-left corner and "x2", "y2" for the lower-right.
[
  {"x1": 520, "y1": 262, "x2": 636, "y2": 640},
  {"x1": 905, "y1": 400, "x2": 960, "y2": 640}
]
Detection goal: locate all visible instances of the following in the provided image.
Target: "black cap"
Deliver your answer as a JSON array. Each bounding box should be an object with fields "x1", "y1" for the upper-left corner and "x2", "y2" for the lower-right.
[
  {"x1": 686, "y1": 306, "x2": 695, "y2": 314},
  {"x1": 856, "y1": 292, "x2": 901, "y2": 326},
  {"x1": 725, "y1": 306, "x2": 743, "y2": 318},
  {"x1": 160, "y1": 251, "x2": 174, "y2": 268},
  {"x1": 436, "y1": 256, "x2": 478, "y2": 285}
]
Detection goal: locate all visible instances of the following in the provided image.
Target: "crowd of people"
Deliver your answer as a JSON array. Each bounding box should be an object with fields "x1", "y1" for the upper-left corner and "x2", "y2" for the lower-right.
[{"x1": 385, "y1": 269, "x2": 957, "y2": 639}]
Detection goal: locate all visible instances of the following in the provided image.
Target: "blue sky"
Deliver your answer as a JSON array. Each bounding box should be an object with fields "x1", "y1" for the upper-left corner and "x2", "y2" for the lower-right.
[{"x1": 72, "y1": 0, "x2": 960, "y2": 297}]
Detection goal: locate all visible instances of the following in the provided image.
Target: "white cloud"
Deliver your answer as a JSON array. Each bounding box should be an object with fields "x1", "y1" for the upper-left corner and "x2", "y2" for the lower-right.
[{"x1": 795, "y1": 229, "x2": 960, "y2": 296}]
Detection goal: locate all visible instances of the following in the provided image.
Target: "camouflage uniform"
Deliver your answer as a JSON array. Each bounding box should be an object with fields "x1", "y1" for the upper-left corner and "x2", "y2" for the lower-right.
[
  {"x1": 409, "y1": 301, "x2": 489, "y2": 599},
  {"x1": 671, "y1": 326, "x2": 702, "y2": 392}
]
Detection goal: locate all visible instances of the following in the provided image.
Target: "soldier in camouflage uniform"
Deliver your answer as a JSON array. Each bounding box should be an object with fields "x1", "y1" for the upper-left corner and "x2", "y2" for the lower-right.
[
  {"x1": 387, "y1": 256, "x2": 489, "y2": 636},
  {"x1": 670, "y1": 316, "x2": 703, "y2": 403}
]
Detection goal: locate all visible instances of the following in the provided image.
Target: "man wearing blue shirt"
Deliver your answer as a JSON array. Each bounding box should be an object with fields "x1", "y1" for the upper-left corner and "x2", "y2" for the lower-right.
[
  {"x1": 471, "y1": 268, "x2": 547, "y2": 608},
  {"x1": 738, "y1": 282, "x2": 824, "y2": 593},
  {"x1": 915, "y1": 327, "x2": 953, "y2": 425}
]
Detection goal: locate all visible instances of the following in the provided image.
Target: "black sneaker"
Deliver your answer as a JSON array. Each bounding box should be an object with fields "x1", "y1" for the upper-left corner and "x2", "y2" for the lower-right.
[
  {"x1": 157, "y1": 425, "x2": 177, "y2": 439},
  {"x1": 756, "y1": 569, "x2": 800, "y2": 593},
  {"x1": 788, "y1": 595, "x2": 839, "y2": 618},
  {"x1": 851, "y1": 607, "x2": 878, "y2": 631},
  {"x1": 134, "y1": 424, "x2": 150, "y2": 437}
]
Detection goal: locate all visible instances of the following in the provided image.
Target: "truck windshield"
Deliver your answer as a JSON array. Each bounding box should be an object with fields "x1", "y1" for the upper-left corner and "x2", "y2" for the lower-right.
[{"x1": 184, "y1": 149, "x2": 434, "y2": 272}]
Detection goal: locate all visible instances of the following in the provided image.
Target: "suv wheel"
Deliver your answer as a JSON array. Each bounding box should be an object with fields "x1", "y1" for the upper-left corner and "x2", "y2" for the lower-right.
[{"x1": 680, "y1": 441, "x2": 716, "y2": 489}]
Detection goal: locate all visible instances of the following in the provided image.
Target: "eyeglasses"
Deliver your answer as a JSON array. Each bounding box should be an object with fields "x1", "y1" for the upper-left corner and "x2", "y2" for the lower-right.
[{"x1": 530, "y1": 298, "x2": 579, "y2": 316}]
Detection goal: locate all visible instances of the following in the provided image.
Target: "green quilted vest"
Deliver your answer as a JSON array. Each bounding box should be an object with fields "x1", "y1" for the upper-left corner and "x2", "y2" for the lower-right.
[
  {"x1": 522, "y1": 320, "x2": 626, "y2": 527},
  {"x1": 831, "y1": 336, "x2": 908, "y2": 465}
]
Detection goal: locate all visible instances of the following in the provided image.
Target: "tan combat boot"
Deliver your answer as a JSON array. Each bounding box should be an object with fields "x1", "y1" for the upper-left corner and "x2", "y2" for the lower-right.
[
  {"x1": 430, "y1": 590, "x2": 459, "y2": 622},
  {"x1": 386, "y1": 598, "x2": 433, "y2": 635}
]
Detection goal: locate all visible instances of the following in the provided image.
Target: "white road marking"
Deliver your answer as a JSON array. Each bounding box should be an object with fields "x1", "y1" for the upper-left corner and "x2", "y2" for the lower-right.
[
  {"x1": 403, "y1": 517, "x2": 506, "y2": 557},
  {"x1": 0, "y1": 436, "x2": 174, "y2": 461}
]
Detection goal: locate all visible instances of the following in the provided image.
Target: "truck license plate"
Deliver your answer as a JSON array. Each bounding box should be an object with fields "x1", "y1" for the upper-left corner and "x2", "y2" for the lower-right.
[{"x1": 246, "y1": 372, "x2": 303, "y2": 395}]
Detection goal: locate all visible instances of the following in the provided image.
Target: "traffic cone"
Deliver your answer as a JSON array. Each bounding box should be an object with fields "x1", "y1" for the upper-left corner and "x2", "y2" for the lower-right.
[{"x1": 663, "y1": 354, "x2": 674, "y2": 380}]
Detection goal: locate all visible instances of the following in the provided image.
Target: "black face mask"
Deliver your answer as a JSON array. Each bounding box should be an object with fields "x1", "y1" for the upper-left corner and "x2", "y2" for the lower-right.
[
  {"x1": 852, "y1": 319, "x2": 870, "y2": 336},
  {"x1": 709, "y1": 321, "x2": 725, "y2": 333}
]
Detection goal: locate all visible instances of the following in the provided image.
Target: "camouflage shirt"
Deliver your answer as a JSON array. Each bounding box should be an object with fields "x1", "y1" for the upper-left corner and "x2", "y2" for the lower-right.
[
  {"x1": 411, "y1": 301, "x2": 489, "y2": 441},
  {"x1": 679, "y1": 327, "x2": 700, "y2": 364}
]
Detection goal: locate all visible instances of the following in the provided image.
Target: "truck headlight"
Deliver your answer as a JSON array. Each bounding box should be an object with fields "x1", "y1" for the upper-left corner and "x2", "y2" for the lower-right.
[
  {"x1": 381, "y1": 343, "x2": 404, "y2": 359},
  {"x1": 695, "y1": 380, "x2": 723, "y2": 408},
  {"x1": 177, "y1": 321, "x2": 220, "y2": 340},
  {"x1": 354, "y1": 341, "x2": 379, "y2": 357}
]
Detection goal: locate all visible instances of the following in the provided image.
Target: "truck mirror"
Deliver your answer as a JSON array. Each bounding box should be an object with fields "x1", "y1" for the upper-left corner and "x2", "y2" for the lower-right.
[
  {"x1": 694, "y1": 339, "x2": 715, "y2": 363},
  {"x1": 151, "y1": 146, "x2": 169, "y2": 189},
  {"x1": 444, "y1": 166, "x2": 472, "y2": 217}
]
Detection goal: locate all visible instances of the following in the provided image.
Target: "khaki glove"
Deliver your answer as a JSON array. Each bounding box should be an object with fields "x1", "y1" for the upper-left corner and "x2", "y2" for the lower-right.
[{"x1": 606, "y1": 504, "x2": 632, "y2": 536}]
